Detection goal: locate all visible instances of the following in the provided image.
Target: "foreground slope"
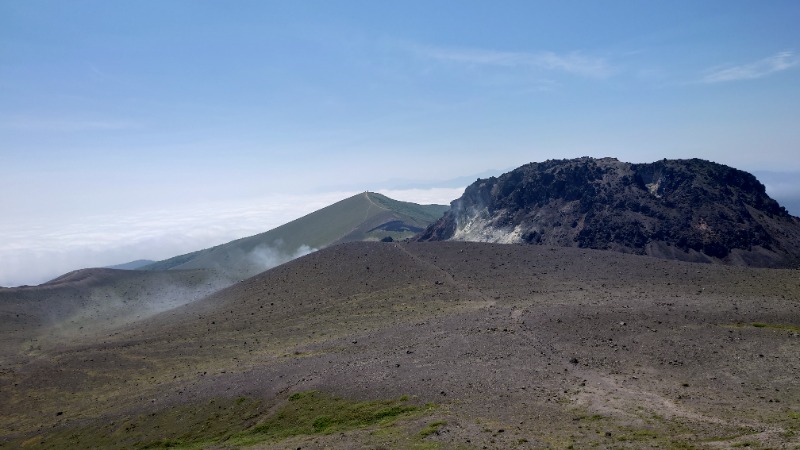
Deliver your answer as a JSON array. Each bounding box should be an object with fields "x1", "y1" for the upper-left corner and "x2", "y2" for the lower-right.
[
  {"x1": 418, "y1": 157, "x2": 800, "y2": 268},
  {"x1": 142, "y1": 192, "x2": 448, "y2": 279},
  {"x1": 2, "y1": 242, "x2": 799, "y2": 448}
]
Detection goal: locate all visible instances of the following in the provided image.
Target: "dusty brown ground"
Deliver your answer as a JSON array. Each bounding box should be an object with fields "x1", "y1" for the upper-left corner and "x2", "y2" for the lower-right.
[{"x1": 1, "y1": 242, "x2": 799, "y2": 449}]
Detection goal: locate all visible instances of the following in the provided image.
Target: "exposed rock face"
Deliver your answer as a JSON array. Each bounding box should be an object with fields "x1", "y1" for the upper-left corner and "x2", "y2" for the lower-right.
[{"x1": 417, "y1": 157, "x2": 800, "y2": 267}]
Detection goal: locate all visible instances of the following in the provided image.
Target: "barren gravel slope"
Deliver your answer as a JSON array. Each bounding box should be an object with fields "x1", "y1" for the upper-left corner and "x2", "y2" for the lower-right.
[
  {"x1": 0, "y1": 268, "x2": 224, "y2": 364},
  {"x1": 1, "y1": 242, "x2": 799, "y2": 449}
]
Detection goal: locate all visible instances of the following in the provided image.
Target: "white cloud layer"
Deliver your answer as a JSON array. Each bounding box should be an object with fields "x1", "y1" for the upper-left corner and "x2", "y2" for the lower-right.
[
  {"x1": 0, "y1": 188, "x2": 462, "y2": 287},
  {"x1": 702, "y1": 51, "x2": 799, "y2": 83}
]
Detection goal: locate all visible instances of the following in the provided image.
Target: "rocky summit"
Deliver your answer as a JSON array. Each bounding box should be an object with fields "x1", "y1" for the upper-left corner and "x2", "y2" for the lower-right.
[{"x1": 417, "y1": 157, "x2": 800, "y2": 268}]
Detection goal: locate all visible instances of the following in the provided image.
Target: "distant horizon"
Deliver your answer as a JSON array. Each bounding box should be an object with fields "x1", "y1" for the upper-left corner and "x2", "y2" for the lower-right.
[
  {"x1": 0, "y1": 185, "x2": 467, "y2": 287},
  {"x1": 3, "y1": 1, "x2": 799, "y2": 286},
  {"x1": 2, "y1": 160, "x2": 799, "y2": 288}
]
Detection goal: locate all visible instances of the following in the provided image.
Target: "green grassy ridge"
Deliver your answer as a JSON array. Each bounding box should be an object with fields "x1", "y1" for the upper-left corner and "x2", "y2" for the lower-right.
[
  {"x1": 141, "y1": 192, "x2": 449, "y2": 273},
  {"x1": 368, "y1": 192, "x2": 450, "y2": 225}
]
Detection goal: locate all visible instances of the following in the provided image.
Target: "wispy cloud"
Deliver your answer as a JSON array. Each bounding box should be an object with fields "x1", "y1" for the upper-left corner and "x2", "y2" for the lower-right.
[
  {"x1": 702, "y1": 51, "x2": 799, "y2": 83},
  {"x1": 415, "y1": 45, "x2": 614, "y2": 78},
  {"x1": 1, "y1": 117, "x2": 141, "y2": 132}
]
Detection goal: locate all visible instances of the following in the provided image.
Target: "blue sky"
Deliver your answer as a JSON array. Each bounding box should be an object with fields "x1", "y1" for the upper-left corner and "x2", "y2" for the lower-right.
[{"x1": 2, "y1": 1, "x2": 800, "y2": 286}]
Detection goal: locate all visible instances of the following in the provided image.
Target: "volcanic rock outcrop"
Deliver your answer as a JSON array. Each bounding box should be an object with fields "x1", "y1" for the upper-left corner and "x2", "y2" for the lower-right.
[{"x1": 417, "y1": 157, "x2": 800, "y2": 267}]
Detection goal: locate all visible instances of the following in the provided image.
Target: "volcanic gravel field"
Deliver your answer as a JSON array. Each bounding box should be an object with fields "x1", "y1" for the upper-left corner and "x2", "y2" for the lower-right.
[{"x1": 1, "y1": 241, "x2": 799, "y2": 449}]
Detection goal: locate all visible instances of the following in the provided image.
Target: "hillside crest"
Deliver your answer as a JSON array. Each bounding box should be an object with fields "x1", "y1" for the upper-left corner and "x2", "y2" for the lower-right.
[{"x1": 141, "y1": 192, "x2": 448, "y2": 278}]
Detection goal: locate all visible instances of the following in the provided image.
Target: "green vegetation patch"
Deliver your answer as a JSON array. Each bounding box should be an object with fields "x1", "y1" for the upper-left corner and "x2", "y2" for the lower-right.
[
  {"x1": 750, "y1": 322, "x2": 800, "y2": 332},
  {"x1": 555, "y1": 409, "x2": 733, "y2": 449},
  {"x1": 14, "y1": 392, "x2": 426, "y2": 450},
  {"x1": 419, "y1": 420, "x2": 447, "y2": 438},
  {"x1": 782, "y1": 410, "x2": 800, "y2": 439},
  {"x1": 575, "y1": 413, "x2": 605, "y2": 422},
  {"x1": 368, "y1": 192, "x2": 449, "y2": 224},
  {"x1": 231, "y1": 390, "x2": 422, "y2": 445}
]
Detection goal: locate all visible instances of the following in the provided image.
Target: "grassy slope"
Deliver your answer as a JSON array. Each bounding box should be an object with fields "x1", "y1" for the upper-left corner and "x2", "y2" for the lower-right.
[
  {"x1": 141, "y1": 192, "x2": 449, "y2": 272},
  {"x1": 368, "y1": 193, "x2": 450, "y2": 226}
]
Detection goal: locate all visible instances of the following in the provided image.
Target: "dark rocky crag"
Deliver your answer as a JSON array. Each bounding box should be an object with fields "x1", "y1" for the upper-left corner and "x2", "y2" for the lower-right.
[{"x1": 417, "y1": 157, "x2": 800, "y2": 267}]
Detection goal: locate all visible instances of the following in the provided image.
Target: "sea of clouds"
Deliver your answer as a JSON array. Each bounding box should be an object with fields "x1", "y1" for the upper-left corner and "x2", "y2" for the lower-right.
[{"x1": 0, "y1": 188, "x2": 464, "y2": 287}]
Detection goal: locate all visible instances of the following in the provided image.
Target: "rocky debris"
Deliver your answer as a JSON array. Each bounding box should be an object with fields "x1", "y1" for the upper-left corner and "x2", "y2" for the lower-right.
[
  {"x1": 4, "y1": 241, "x2": 800, "y2": 448},
  {"x1": 417, "y1": 157, "x2": 800, "y2": 268}
]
